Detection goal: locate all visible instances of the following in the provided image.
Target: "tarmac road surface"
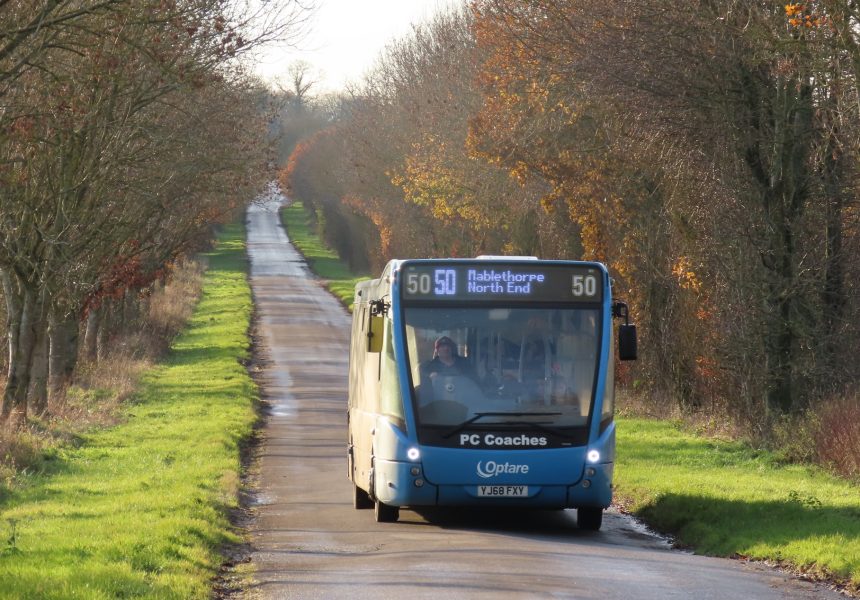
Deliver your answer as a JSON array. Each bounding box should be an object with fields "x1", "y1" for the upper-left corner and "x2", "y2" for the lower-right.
[{"x1": 242, "y1": 194, "x2": 842, "y2": 599}]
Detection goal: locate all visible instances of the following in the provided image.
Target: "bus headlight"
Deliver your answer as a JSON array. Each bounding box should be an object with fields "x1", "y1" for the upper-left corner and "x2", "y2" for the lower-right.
[
  {"x1": 587, "y1": 450, "x2": 600, "y2": 463},
  {"x1": 407, "y1": 447, "x2": 420, "y2": 461}
]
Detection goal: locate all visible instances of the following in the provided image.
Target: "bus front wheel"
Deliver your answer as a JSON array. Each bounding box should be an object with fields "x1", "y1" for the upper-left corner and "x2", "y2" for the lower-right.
[
  {"x1": 374, "y1": 500, "x2": 399, "y2": 523},
  {"x1": 577, "y1": 507, "x2": 603, "y2": 531}
]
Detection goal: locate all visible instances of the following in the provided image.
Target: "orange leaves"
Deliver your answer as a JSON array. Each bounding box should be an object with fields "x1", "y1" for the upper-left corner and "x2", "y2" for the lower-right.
[
  {"x1": 784, "y1": 3, "x2": 804, "y2": 17},
  {"x1": 672, "y1": 256, "x2": 703, "y2": 293},
  {"x1": 694, "y1": 355, "x2": 718, "y2": 380},
  {"x1": 396, "y1": 134, "x2": 489, "y2": 229},
  {"x1": 785, "y1": 3, "x2": 823, "y2": 28},
  {"x1": 83, "y1": 244, "x2": 166, "y2": 314}
]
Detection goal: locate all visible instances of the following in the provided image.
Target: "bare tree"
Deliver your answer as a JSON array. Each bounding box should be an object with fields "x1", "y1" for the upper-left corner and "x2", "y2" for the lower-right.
[{"x1": 0, "y1": 0, "x2": 307, "y2": 425}]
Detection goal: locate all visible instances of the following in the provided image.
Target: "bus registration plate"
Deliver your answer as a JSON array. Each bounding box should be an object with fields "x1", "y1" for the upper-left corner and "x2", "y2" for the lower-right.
[{"x1": 478, "y1": 485, "x2": 528, "y2": 497}]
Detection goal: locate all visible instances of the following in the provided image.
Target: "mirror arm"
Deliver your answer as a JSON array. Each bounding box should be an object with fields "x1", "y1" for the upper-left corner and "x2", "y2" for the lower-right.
[
  {"x1": 370, "y1": 298, "x2": 390, "y2": 317},
  {"x1": 611, "y1": 301, "x2": 630, "y2": 325}
]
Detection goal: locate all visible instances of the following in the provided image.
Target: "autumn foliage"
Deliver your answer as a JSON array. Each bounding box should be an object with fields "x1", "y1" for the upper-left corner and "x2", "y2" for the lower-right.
[{"x1": 279, "y1": 1, "x2": 860, "y2": 453}]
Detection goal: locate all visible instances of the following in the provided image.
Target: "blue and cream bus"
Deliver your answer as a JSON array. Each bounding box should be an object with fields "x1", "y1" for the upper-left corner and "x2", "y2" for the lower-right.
[{"x1": 347, "y1": 258, "x2": 636, "y2": 529}]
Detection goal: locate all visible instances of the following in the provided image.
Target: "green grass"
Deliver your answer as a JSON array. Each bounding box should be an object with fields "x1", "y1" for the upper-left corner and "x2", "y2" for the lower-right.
[
  {"x1": 0, "y1": 223, "x2": 256, "y2": 599},
  {"x1": 280, "y1": 202, "x2": 369, "y2": 309},
  {"x1": 616, "y1": 417, "x2": 860, "y2": 590}
]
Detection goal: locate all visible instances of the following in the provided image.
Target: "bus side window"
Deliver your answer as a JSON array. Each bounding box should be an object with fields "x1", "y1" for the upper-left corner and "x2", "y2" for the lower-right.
[
  {"x1": 348, "y1": 305, "x2": 361, "y2": 410},
  {"x1": 350, "y1": 305, "x2": 368, "y2": 412},
  {"x1": 368, "y1": 315, "x2": 384, "y2": 353},
  {"x1": 379, "y1": 318, "x2": 405, "y2": 425},
  {"x1": 355, "y1": 304, "x2": 380, "y2": 413}
]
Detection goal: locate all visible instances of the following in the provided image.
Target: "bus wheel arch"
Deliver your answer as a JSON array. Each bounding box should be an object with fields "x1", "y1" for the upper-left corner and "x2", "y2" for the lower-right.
[{"x1": 369, "y1": 452, "x2": 400, "y2": 522}]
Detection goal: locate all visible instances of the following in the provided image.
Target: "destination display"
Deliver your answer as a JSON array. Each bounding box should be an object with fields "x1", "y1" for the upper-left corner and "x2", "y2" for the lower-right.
[{"x1": 400, "y1": 263, "x2": 603, "y2": 303}]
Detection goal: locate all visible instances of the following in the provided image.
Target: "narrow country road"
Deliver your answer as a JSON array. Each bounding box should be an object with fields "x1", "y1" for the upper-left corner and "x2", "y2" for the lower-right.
[{"x1": 242, "y1": 194, "x2": 840, "y2": 599}]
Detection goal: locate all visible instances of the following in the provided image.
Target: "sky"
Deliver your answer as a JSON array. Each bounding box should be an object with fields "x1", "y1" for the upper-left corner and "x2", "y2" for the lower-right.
[{"x1": 253, "y1": 0, "x2": 459, "y2": 93}]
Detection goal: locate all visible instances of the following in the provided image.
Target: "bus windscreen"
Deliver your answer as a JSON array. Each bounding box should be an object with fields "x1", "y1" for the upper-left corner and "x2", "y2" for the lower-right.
[{"x1": 403, "y1": 305, "x2": 600, "y2": 448}]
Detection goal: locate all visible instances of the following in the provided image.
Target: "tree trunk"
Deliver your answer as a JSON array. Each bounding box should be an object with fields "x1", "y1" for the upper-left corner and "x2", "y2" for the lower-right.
[
  {"x1": 1, "y1": 271, "x2": 39, "y2": 426},
  {"x1": 1, "y1": 269, "x2": 21, "y2": 423},
  {"x1": 124, "y1": 289, "x2": 143, "y2": 332},
  {"x1": 84, "y1": 306, "x2": 101, "y2": 362},
  {"x1": 29, "y1": 318, "x2": 49, "y2": 416},
  {"x1": 745, "y1": 78, "x2": 813, "y2": 415},
  {"x1": 97, "y1": 300, "x2": 111, "y2": 363},
  {"x1": 821, "y1": 110, "x2": 846, "y2": 382},
  {"x1": 49, "y1": 308, "x2": 81, "y2": 399}
]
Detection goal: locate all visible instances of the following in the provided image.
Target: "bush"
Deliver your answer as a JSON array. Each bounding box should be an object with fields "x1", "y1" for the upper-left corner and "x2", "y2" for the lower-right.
[
  {"x1": 815, "y1": 393, "x2": 860, "y2": 480},
  {"x1": 769, "y1": 409, "x2": 820, "y2": 464},
  {"x1": 146, "y1": 258, "x2": 206, "y2": 344},
  {"x1": 0, "y1": 430, "x2": 43, "y2": 478}
]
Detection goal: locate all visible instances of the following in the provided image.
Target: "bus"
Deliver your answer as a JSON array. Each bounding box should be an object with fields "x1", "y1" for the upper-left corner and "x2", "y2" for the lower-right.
[{"x1": 347, "y1": 258, "x2": 636, "y2": 530}]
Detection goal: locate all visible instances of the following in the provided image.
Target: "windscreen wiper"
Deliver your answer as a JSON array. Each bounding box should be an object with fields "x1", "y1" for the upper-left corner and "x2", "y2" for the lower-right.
[
  {"x1": 502, "y1": 420, "x2": 579, "y2": 440},
  {"x1": 441, "y1": 411, "x2": 561, "y2": 439}
]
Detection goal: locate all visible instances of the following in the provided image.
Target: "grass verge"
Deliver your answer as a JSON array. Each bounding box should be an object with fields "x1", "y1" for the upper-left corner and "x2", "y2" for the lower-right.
[
  {"x1": 616, "y1": 417, "x2": 860, "y2": 593},
  {"x1": 0, "y1": 223, "x2": 255, "y2": 599},
  {"x1": 280, "y1": 201, "x2": 369, "y2": 309}
]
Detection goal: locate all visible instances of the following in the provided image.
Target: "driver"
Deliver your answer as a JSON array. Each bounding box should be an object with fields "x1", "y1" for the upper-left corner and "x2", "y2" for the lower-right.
[{"x1": 420, "y1": 336, "x2": 474, "y2": 381}]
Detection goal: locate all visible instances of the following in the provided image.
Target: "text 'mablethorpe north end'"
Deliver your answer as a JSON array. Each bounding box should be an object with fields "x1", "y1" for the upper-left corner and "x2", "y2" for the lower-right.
[{"x1": 467, "y1": 269, "x2": 545, "y2": 295}]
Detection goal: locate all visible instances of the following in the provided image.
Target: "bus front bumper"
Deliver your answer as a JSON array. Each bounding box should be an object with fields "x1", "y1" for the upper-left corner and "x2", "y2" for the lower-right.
[{"x1": 374, "y1": 458, "x2": 613, "y2": 509}]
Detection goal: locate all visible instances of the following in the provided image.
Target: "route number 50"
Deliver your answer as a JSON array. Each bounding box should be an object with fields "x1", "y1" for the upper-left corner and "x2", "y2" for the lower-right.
[
  {"x1": 572, "y1": 274, "x2": 597, "y2": 297},
  {"x1": 434, "y1": 269, "x2": 456, "y2": 295},
  {"x1": 406, "y1": 272, "x2": 432, "y2": 295}
]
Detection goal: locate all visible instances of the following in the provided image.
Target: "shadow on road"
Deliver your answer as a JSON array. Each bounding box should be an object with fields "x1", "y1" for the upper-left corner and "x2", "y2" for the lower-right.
[{"x1": 406, "y1": 506, "x2": 588, "y2": 540}]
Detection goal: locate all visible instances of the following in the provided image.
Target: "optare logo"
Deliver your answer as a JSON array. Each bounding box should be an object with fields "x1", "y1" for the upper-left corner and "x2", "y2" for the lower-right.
[{"x1": 476, "y1": 461, "x2": 530, "y2": 478}]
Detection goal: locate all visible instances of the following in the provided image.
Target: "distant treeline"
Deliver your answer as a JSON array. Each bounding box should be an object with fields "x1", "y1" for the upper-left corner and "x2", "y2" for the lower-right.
[{"x1": 278, "y1": 2, "x2": 860, "y2": 455}]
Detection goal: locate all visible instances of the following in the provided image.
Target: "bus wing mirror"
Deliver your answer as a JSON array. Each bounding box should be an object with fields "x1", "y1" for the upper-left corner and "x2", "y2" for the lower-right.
[
  {"x1": 368, "y1": 316, "x2": 384, "y2": 353},
  {"x1": 612, "y1": 301, "x2": 637, "y2": 361},
  {"x1": 618, "y1": 324, "x2": 637, "y2": 361}
]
